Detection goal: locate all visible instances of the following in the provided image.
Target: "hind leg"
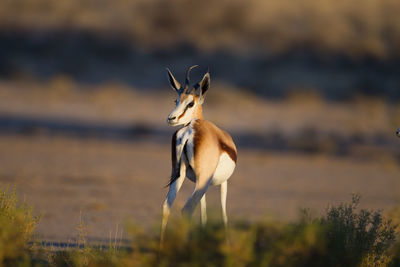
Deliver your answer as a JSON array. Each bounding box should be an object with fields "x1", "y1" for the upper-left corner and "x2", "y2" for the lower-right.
[
  {"x1": 200, "y1": 194, "x2": 207, "y2": 226},
  {"x1": 220, "y1": 181, "x2": 228, "y2": 227},
  {"x1": 182, "y1": 177, "x2": 212, "y2": 217}
]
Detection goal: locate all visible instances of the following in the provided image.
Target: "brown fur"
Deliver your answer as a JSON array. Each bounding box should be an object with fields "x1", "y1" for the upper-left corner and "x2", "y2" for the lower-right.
[
  {"x1": 162, "y1": 69, "x2": 236, "y2": 241},
  {"x1": 169, "y1": 91, "x2": 236, "y2": 188},
  {"x1": 193, "y1": 100, "x2": 204, "y2": 119},
  {"x1": 193, "y1": 119, "x2": 237, "y2": 177},
  {"x1": 219, "y1": 138, "x2": 237, "y2": 163}
]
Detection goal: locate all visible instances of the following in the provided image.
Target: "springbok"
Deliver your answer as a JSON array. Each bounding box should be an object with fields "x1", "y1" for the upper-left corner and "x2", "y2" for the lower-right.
[{"x1": 161, "y1": 66, "x2": 237, "y2": 243}]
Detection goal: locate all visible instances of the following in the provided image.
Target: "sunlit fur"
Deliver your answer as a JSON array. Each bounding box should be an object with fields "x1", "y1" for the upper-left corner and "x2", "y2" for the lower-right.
[
  {"x1": 161, "y1": 67, "x2": 237, "y2": 246},
  {"x1": 167, "y1": 93, "x2": 203, "y2": 126}
]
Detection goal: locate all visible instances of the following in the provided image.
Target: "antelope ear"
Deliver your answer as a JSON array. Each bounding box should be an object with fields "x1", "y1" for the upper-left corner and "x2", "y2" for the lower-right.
[
  {"x1": 198, "y1": 72, "x2": 210, "y2": 104},
  {"x1": 166, "y1": 68, "x2": 181, "y2": 92}
]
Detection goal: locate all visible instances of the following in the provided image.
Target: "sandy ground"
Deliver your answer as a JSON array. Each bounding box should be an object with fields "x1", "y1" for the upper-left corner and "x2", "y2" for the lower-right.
[{"x1": 0, "y1": 134, "x2": 399, "y2": 243}]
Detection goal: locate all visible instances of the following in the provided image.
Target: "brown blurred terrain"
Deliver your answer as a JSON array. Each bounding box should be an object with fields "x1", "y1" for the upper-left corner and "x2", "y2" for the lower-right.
[
  {"x1": 2, "y1": 0, "x2": 400, "y2": 57},
  {"x1": 0, "y1": 80, "x2": 399, "y2": 242},
  {"x1": 0, "y1": 0, "x2": 399, "y2": 243},
  {"x1": 1, "y1": 0, "x2": 400, "y2": 99}
]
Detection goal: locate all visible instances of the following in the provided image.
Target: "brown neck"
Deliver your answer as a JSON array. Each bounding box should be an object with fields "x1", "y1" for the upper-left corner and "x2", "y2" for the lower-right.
[{"x1": 193, "y1": 105, "x2": 204, "y2": 120}]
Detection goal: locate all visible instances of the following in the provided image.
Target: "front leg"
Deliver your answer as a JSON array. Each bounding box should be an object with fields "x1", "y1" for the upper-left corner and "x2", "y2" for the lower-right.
[
  {"x1": 200, "y1": 194, "x2": 207, "y2": 226},
  {"x1": 220, "y1": 181, "x2": 228, "y2": 227},
  {"x1": 182, "y1": 177, "x2": 212, "y2": 217},
  {"x1": 161, "y1": 160, "x2": 186, "y2": 245}
]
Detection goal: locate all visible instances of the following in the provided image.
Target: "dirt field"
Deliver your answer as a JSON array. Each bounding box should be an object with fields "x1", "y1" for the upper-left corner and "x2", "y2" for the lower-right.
[
  {"x1": 0, "y1": 80, "x2": 399, "y2": 243},
  {"x1": 1, "y1": 134, "x2": 399, "y2": 243}
]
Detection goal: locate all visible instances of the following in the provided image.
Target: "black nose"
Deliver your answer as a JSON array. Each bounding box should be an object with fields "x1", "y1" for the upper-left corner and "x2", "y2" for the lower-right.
[{"x1": 168, "y1": 116, "x2": 176, "y2": 121}]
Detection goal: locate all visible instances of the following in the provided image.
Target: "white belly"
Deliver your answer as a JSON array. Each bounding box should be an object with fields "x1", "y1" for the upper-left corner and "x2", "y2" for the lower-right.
[{"x1": 211, "y1": 153, "x2": 236, "y2": 185}]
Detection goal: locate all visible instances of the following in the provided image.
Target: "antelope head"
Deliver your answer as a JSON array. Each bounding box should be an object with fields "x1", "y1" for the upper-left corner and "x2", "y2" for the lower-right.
[{"x1": 166, "y1": 65, "x2": 210, "y2": 126}]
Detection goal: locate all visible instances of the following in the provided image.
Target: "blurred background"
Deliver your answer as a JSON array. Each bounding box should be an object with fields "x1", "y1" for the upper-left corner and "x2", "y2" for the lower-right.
[{"x1": 0, "y1": 0, "x2": 399, "y2": 243}]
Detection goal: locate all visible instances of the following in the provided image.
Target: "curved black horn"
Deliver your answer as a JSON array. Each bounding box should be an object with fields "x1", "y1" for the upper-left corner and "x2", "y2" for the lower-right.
[{"x1": 184, "y1": 65, "x2": 199, "y2": 91}]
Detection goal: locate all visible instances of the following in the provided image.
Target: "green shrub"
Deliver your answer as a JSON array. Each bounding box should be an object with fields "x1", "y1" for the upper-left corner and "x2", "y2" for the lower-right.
[
  {"x1": 321, "y1": 195, "x2": 396, "y2": 266},
  {"x1": 151, "y1": 196, "x2": 397, "y2": 267},
  {"x1": 389, "y1": 239, "x2": 400, "y2": 267},
  {"x1": 0, "y1": 184, "x2": 40, "y2": 266},
  {"x1": 251, "y1": 219, "x2": 327, "y2": 267},
  {"x1": 251, "y1": 195, "x2": 396, "y2": 267},
  {"x1": 156, "y1": 219, "x2": 230, "y2": 267},
  {"x1": 0, "y1": 185, "x2": 397, "y2": 267}
]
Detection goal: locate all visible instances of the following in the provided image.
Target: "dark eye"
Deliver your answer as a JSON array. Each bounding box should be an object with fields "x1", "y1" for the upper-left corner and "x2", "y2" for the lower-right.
[
  {"x1": 174, "y1": 99, "x2": 178, "y2": 104},
  {"x1": 188, "y1": 101, "x2": 194, "y2": 108}
]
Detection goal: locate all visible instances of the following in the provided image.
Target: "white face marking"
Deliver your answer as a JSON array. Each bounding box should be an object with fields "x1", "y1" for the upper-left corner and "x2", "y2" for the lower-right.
[{"x1": 167, "y1": 94, "x2": 196, "y2": 126}]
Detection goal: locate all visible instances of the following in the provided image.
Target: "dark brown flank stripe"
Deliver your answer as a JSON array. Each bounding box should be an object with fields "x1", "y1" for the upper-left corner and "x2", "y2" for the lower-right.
[
  {"x1": 168, "y1": 131, "x2": 179, "y2": 186},
  {"x1": 218, "y1": 140, "x2": 237, "y2": 163}
]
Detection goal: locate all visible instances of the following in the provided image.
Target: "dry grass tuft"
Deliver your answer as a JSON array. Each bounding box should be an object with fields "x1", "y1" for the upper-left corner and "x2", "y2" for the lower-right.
[{"x1": 0, "y1": 183, "x2": 40, "y2": 265}]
